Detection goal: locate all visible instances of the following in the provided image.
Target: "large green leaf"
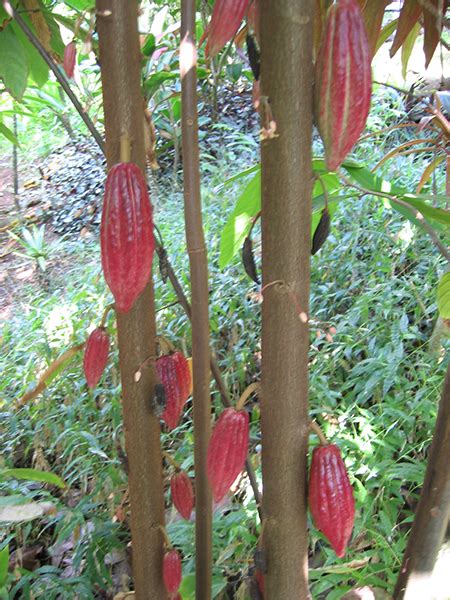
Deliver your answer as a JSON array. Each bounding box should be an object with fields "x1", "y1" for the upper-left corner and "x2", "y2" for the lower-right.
[
  {"x1": 11, "y1": 21, "x2": 49, "y2": 88},
  {"x1": 0, "y1": 121, "x2": 19, "y2": 145},
  {"x1": 0, "y1": 547, "x2": 8, "y2": 588},
  {"x1": 1, "y1": 468, "x2": 65, "y2": 489},
  {"x1": 343, "y1": 163, "x2": 450, "y2": 233},
  {"x1": 218, "y1": 170, "x2": 261, "y2": 269},
  {"x1": 437, "y1": 272, "x2": 450, "y2": 319},
  {"x1": 65, "y1": 0, "x2": 95, "y2": 9},
  {"x1": 218, "y1": 162, "x2": 343, "y2": 268},
  {"x1": 0, "y1": 26, "x2": 28, "y2": 100}
]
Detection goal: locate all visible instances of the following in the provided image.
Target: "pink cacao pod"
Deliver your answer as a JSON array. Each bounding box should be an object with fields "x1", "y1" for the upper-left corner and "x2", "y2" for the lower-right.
[
  {"x1": 171, "y1": 470, "x2": 195, "y2": 520},
  {"x1": 63, "y1": 41, "x2": 76, "y2": 79},
  {"x1": 314, "y1": 0, "x2": 371, "y2": 171},
  {"x1": 156, "y1": 352, "x2": 191, "y2": 430},
  {"x1": 163, "y1": 549, "x2": 182, "y2": 595},
  {"x1": 308, "y1": 444, "x2": 355, "y2": 557},
  {"x1": 255, "y1": 568, "x2": 265, "y2": 595},
  {"x1": 207, "y1": 407, "x2": 249, "y2": 502},
  {"x1": 100, "y1": 163, "x2": 155, "y2": 313},
  {"x1": 83, "y1": 327, "x2": 110, "y2": 388},
  {"x1": 206, "y1": 0, "x2": 250, "y2": 58}
]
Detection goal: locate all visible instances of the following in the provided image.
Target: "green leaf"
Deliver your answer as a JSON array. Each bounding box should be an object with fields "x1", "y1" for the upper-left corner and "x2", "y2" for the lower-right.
[
  {"x1": 1, "y1": 468, "x2": 66, "y2": 489},
  {"x1": 0, "y1": 547, "x2": 8, "y2": 587},
  {"x1": 0, "y1": 121, "x2": 19, "y2": 145},
  {"x1": 437, "y1": 272, "x2": 450, "y2": 319},
  {"x1": 65, "y1": 0, "x2": 95, "y2": 9},
  {"x1": 375, "y1": 18, "x2": 398, "y2": 55},
  {"x1": 218, "y1": 171, "x2": 261, "y2": 269},
  {"x1": 10, "y1": 21, "x2": 49, "y2": 88},
  {"x1": 401, "y1": 22, "x2": 420, "y2": 79},
  {"x1": 0, "y1": 26, "x2": 28, "y2": 100},
  {"x1": 143, "y1": 71, "x2": 179, "y2": 97},
  {"x1": 179, "y1": 574, "x2": 227, "y2": 600},
  {"x1": 343, "y1": 163, "x2": 450, "y2": 232},
  {"x1": 142, "y1": 34, "x2": 156, "y2": 57}
]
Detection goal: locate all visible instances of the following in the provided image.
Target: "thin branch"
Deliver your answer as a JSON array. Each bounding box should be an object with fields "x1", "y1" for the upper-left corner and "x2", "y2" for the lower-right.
[
  {"x1": 180, "y1": 2, "x2": 212, "y2": 596},
  {"x1": 7, "y1": 1, "x2": 104, "y2": 153},
  {"x1": 339, "y1": 173, "x2": 450, "y2": 262},
  {"x1": 17, "y1": 343, "x2": 85, "y2": 406}
]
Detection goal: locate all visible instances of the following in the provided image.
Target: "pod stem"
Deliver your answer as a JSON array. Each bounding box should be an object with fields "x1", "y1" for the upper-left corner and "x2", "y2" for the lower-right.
[
  {"x1": 236, "y1": 382, "x2": 261, "y2": 411},
  {"x1": 119, "y1": 133, "x2": 132, "y2": 163},
  {"x1": 163, "y1": 451, "x2": 181, "y2": 471},
  {"x1": 158, "y1": 525, "x2": 172, "y2": 550},
  {"x1": 156, "y1": 335, "x2": 176, "y2": 355},
  {"x1": 99, "y1": 303, "x2": 115, "y2": 328},
  {"x1": 309, "y1": 420, "x2": 328, "y2": 446}
]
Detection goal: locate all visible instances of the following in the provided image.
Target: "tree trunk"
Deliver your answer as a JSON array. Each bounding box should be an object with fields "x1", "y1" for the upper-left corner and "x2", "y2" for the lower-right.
[
  {"x1": 180, "y1": 2, "x2": 212, "y2": 597},
  {"x1": 260, "y1": 1, "x2": 313, "y2": 598},
  {"x1": 96, "y1": 2, "x2": 166, "y2": 598},
  {"x1": 394, "y1": 361, "x2": 450, "y2": 600}
]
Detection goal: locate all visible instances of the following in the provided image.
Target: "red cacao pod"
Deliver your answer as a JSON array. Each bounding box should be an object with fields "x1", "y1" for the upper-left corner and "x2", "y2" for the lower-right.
[
  {"x1": 163, "y1": 549, "x2": 182, "y2": 595},
  {"x1": 314, "y1": 0, "x2": 371, "y2": 171},
  {"x1": 171, "y1": 470, "x2": 194, "y2": 520},
  {"x1": 255, "y1": 568, "x2": 265, "y2": 595},
  {"x1": 308, "y1": 444, "x2": 355, "y2": 557},
  {"x1": 100, "y1": 163, "x2": 155, "y2": 313},
  {"x1": 206, "y1": 0, "x2": 250, "y2": 58},
  {"x1": 83, "y1": 327, "x2": 110, "y2": 388},
  {"x1": 156, "y1": 352, "x2": 191, "y2": 430},
  {"x1": 63, "y1": 41, "x2": 76, "y2": 79},
  {"x1": 207, "y1": 407, "x2": 249, "y2": 502}
]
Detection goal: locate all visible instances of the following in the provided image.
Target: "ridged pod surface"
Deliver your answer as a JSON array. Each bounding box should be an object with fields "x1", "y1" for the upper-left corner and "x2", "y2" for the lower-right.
[
  {"x1": 206, "y1": 0, "x2": 250, "y2": 58},
  {"x1": 156, "y1": 352, "x2": 191, "y2": 430},
  {"x1": 207, "y1": 407, "x2": 249, "y2": 502},
  {"x1": 308, "y1": 444, "x2": 355, "y2": 557},
  {"x1": 171, "y1": 470, "x2": 195, "y2": 520},
  {"x1": 314, "y1": 0, "x2": 371, "y2": 171},
  {"x1": 100, "y1": 163, "x2": 154, "y2": 312},
  {"x1": 163, "y1": 549, "x2": 182, "y2": 595},
  {"x1": 63, "y1": 41, "x2": 76, "y2": 79},
  {"x1": 83, "y1": 327, "x2": 110, "y2": 388}
]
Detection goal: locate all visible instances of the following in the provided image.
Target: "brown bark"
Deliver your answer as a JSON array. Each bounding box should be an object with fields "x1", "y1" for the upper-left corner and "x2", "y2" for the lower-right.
[
  {"x1": 394, "y1": 361, "x2": 450, "y2": 599},
  {"x1": 95, "y1": 2, "x2": 165, "y2": 599},
  {"x1": 260, "y1": 1, "x2": 314, "y2": 598},
  {"x1": 180, "y1": 2, "x2": 212, "y2": 598}
]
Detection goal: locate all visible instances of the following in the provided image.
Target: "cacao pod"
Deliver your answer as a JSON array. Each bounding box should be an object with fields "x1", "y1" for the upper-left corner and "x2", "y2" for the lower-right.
[
  {"x1": 308, "y1": 444, "x2": 355, "y2": 557},
  {"x1": 171, "y1": 470, "x2": 195, "y2": 520},
  {"x1": 207, "y1": 407, "x2": 249, "y2": 502},
  {"x1": 206, "y1": 0, "x2": 250, "y2": 58},
  {"x1": 255, "y1": 568, "x2": 265, "y2": 596},
  {"x1": 314, "y1": 0, "x2": 371, "y2": 171},
  {"x1": 100, "y1": 163, "x2": 155, "y2": 313},
  {"x1": 83, "y1": 327, "x2": 110, "y2": 389},
  {"x1": 311, "y1": 207, "x2": 330, "y2": 255},
  {"x1": 63, "y1": 41, "x2": 76, "y2": 79},
  {"x1": 156, "y1": 352, "x2": 191, "y2": 430},
  {"x1": 242, "y1": 236, "x2": 260, "y2": 284},
  {"x1": 163, "y1": 549, "x2": 182, "y2": 595}
]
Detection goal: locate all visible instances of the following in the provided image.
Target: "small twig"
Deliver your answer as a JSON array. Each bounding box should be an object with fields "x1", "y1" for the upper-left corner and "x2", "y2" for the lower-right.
[
  {"x1": 339, "y1": 172, "x2": 450, "y2": 262},
  {"x1": 17, "y1": 343, "x2": 85, "y2": 406}
]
